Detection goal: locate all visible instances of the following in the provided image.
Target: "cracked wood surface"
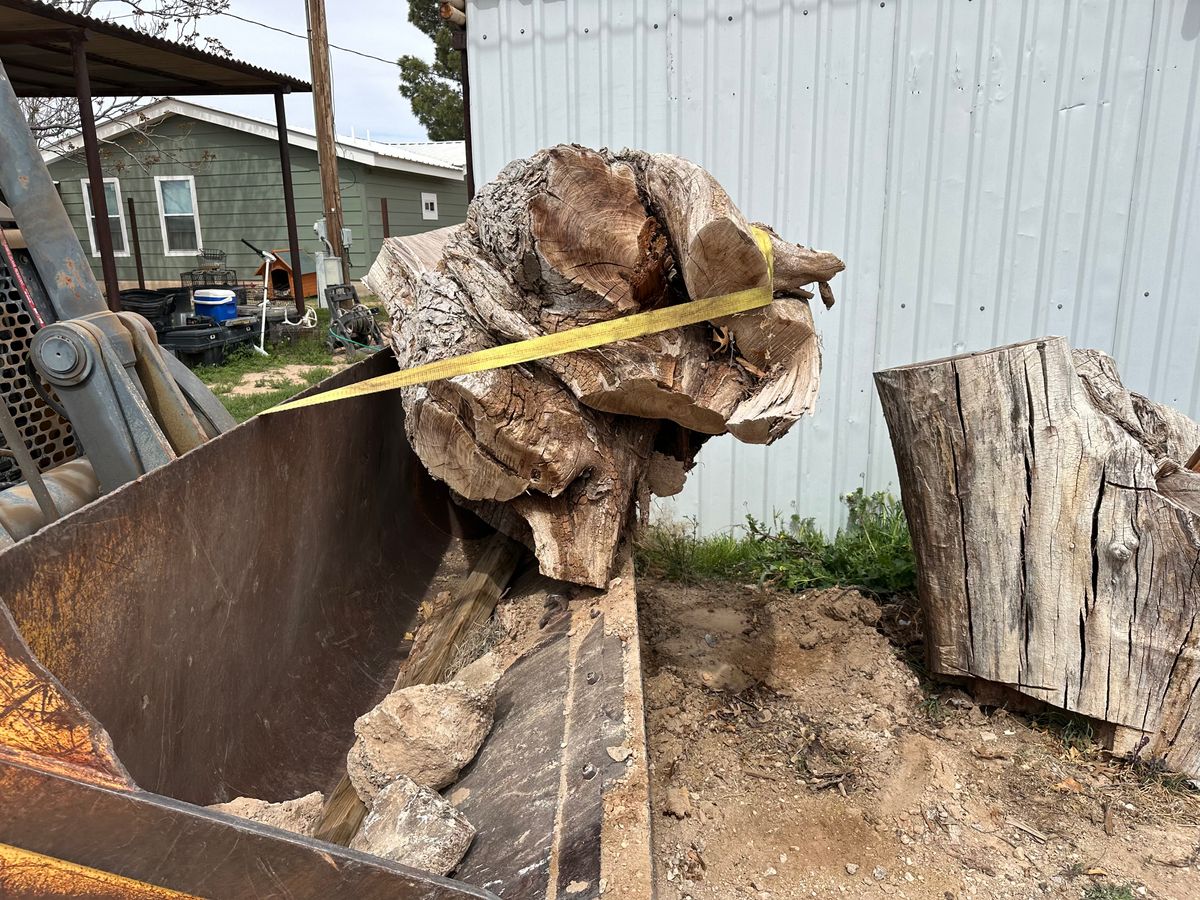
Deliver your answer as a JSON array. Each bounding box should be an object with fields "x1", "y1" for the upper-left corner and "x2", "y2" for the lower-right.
[
  {"x1": 366, "y1": 145, "x2": 843, "y2": 587},
  {"x1": 876, "y1": 337, "x2": 1200, "y2": 776}
]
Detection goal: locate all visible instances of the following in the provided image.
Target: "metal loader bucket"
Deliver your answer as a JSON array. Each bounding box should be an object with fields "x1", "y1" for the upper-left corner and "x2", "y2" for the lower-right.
[{"x1": 0, "y1": 353, "x2": 651, "y2": 899}]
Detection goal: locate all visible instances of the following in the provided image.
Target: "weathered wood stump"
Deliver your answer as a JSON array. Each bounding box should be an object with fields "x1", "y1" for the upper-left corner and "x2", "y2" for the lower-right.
[
  {"x1": 367, "y1": 145, "x2": 843, "y2": 587},
  {"x1": 876, "y1": 337, "x2": 1200, "y2": 775}
]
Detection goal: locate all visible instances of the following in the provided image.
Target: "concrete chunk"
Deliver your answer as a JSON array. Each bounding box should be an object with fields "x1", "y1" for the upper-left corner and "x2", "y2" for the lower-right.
[
  {"x1": 347, "y1": 679, "x2": 496, "y2": 802},
  {"x1": 208, "y1": 791, "x2": 324, "y2": 837},
  {"x1": 349, "y1": 775, "x2": 476, "y2": 875}
]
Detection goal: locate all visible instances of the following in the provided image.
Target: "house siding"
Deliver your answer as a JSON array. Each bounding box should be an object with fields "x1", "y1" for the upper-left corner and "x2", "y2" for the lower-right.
[
  {"x1": 47, "y1": 115, "x2": 466, "y2": 289},
  {"x1": 361, "y1": 167, "x2": 470, "y2": 250}
]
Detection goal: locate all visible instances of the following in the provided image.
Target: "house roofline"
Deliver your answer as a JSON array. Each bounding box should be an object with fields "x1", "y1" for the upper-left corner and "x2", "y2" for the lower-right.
[{"x1": 41, "y1": 98, "x2": 465, "y2": 182}]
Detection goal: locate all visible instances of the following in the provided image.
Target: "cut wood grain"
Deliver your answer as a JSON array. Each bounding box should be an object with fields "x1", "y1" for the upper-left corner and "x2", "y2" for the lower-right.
[
  {"x1": 312, "y1": 532, "x2": 524, "y2": 846},
  {"x1": 365, "y1": 145, "x2": 843, "y2": 587},
  {"x1": 875, "y1": 337, "x2": 1200, "y2": 777}
]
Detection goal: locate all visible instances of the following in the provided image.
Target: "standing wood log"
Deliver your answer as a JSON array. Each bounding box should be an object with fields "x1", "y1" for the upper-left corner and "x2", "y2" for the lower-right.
[
  {"x1": 367, "y1": 145, "x2": 843, "y2": 587},
  {"x1": 876, "y1": 337, "x2": 1200, "y2": 775}
]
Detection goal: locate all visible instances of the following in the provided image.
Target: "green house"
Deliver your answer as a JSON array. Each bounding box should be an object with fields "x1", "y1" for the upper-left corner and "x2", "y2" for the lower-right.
[{"x1": 42, "y1": 98, "x2": 468, "y2": 291}]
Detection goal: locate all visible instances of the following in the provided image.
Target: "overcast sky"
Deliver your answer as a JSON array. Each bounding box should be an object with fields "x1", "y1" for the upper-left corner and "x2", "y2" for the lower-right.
[{"x1": 98, "y1": 0, "x2": 437, "y2": 143}]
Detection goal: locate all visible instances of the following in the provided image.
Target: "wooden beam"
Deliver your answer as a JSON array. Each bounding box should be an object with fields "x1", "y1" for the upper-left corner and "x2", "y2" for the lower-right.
[
  {"x1": 1, "y1": 56, "x2": 129, "y2": 91},
  {"x1": 0, "y1": 28, "x2": 84, "y2": 44},
  {"x1": 274, "y1": 92, "x2": 304, "y2": 314},
  {"x1": 306, "y1": 0, "x2": 349, "y2": 284},
  {"x1": 72, "y1": 37, "x2": 120, "y2": 310},
  {"x1": 127, "y1": 196, "x2": 144, "y2": 290}
]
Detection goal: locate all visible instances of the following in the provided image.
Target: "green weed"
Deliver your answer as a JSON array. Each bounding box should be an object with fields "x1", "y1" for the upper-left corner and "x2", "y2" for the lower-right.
[
  {"x1": 918, "y1": 695, "x2": 947, "y2": 724},
  {"x1": 635, "y1": 489, "x2": 917, "y2": 597},
  {"x1": 1028, "y1": 709, "x2": 1097, "y2": 753},
  {"x1": 1082, "y1": 884, "x2": 1135, "y2": 900}
]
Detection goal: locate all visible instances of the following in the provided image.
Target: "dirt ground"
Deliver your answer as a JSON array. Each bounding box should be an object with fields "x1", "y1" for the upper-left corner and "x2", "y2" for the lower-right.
[
  {"x1": 640, "y1": 579, "x2": 1200, "y2": 900},
  {"x1": 225, "y1": 363, "x2": 348, "y2": 396}
]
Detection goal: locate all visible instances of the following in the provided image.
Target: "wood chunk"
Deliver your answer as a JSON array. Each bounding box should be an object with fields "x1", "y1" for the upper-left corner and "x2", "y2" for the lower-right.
[
  {"x1": 876, "y1": 336, "x2": 1200, "y2": 777},
  {"x1": 365, "y1": 145, "x2": 843, "y2": 588}
]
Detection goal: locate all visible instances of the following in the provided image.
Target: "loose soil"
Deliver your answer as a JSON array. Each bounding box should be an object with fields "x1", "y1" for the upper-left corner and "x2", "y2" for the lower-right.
[{"x1": 640, "y1": 579, "x2": 1200, "y2": 900}]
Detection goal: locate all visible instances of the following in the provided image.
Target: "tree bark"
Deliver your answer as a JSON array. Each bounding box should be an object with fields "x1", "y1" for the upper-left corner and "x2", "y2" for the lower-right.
[
  {"x1": 367, "y1": 145, "x2": 842, "y2": 587},
  {"x1": 876, "y1": 337, "x2": 1200, "y2": 775}
]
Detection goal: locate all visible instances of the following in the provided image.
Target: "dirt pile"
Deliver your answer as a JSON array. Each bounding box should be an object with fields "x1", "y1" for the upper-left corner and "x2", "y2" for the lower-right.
[{"x1": 641, "y1": 579, "x2": 1200, "y2": 900}]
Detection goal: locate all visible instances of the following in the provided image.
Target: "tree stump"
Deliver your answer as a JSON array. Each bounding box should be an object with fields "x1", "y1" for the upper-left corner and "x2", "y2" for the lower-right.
[
  {"x1": 876, "y1": 337, "x2": 1200, "y2": 775},
  {"x1": 367, "y1": 145, "x2": 843, "y2": 587}
]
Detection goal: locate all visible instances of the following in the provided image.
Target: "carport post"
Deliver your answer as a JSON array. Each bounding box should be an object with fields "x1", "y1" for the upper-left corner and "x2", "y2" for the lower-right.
[
  {"x1": 72, "y1": 33, "x2": 120, "y2": 310},
  {"x1": 274, "y1": 91, "x2": 304, "y2": 315}
]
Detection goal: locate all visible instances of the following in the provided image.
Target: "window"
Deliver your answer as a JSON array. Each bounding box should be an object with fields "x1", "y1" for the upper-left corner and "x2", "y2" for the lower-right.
[
  {"x1": 80, "y1": 178, "x2": 128, "y2": 257},
  {"x1": 154, "y1": 175, "x2": 202, "y2": 255},
  {"x1": 421, "y1": 192, "x2": 439, "y2": 221}
]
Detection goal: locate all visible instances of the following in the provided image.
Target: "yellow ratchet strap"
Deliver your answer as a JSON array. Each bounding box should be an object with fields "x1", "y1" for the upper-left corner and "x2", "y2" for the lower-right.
[{"x1": 265, "y1": 225, "x2": 774, "y2": 415}]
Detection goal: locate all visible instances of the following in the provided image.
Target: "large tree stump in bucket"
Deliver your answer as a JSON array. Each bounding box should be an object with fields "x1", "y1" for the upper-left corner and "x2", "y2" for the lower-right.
[
  {"x1": 366, "y1": 145, "x2": 844, "y2": 588},
  {"x1": 875, "y1": 337, "x2": 1200, "y2": 775}
]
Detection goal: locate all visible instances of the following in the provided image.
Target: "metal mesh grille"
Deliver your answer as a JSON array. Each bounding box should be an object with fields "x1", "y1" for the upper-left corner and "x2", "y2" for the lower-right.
[{"x1": 0, "y1": 254, "x2": 76, "y2": 486}]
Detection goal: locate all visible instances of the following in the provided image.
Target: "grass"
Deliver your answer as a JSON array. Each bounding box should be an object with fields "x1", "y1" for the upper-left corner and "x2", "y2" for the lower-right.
[
  {"x1": 918, "y1": 694, "x2": 947, "y2": 724},
  {"x1": 1083, "y1": 885, "x2": 1135, "y2": 900},
  {"x1": 1028, "y1": 709, "x2": 1098, "y2": 754},
  {"x1": 193, "y1": 314, "x2": 370, "y2": 422},
  {"x1": 210, "y1": 367, "x2": 335, "y2": 422},
  {"x1": 635, "y1": 489, "x2": 917, "y2": 597}
]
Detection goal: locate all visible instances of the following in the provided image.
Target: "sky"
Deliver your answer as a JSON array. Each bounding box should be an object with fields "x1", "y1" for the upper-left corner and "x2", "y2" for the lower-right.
[{"x1": 95, "y1": 0, "x2": 437, "y2": 142}]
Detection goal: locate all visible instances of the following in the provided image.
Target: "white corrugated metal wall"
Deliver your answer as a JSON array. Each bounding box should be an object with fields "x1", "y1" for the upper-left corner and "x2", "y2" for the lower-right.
[{"x1": 467, "y1": 0, "x2": 1200, "y2": 534}]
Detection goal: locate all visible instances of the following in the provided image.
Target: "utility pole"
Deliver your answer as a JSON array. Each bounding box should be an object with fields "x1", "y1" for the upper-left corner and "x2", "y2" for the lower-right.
[{"x1": 306, "y1": 0, "x2": 349, "y2": 283}]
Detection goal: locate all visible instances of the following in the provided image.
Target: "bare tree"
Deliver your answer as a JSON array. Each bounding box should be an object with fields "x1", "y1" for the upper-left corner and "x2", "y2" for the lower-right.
[{"x1": 22, "y1": 0, "x2": 231, "y2": 151}]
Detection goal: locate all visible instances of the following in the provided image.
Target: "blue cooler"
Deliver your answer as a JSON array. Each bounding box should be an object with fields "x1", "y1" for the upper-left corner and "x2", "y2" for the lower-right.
[{"x1": 192, "y1": 289, "x2": 238, "y2": 323}]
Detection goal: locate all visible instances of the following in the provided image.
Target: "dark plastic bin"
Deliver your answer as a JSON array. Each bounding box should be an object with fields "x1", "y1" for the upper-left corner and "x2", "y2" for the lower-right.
[
  {"x1": 119, "y1": 288, "x2": 188, "y2": 333},
  {"x1": 159, "y1": 321, "x2": 255, "y2": 368}
]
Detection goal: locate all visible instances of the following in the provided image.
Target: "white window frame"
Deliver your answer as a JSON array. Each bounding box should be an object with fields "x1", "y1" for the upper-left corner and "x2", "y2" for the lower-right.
[
  {"x1": 80, "y1": 177, "x2": 129, "y2": 258},
  {"x1": 153, "y1": 174, "x2": 203, "y2": 257},
  {"x1": 421, "y1": 192, "x2": 439, "y2": 221}
]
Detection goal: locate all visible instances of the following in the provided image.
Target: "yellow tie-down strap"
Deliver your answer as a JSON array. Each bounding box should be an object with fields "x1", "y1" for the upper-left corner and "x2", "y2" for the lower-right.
[{"x1": 266, "y1": 226, "x2": 774, "y2": 415}]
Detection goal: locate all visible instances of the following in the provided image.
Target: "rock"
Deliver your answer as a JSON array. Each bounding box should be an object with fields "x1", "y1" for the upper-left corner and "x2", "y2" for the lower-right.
[
  {"x1": 349, "y1": 775, "x2": 475, "y2": 875},
  {"x1": 347, "y1": 680, "x2": 496, "y2": 802},
  {"x1": 208, "y1": 791, "x2": 324, "y2": 837},
  {"x1": 606, "y1": 745, "x2": 634, "y2": 763},
  {"x1": 663, "y1": 785, "x2": 692, "y2": 819},
  {"x1": 452, "y1": 652, "x2": 504, "y2": 690},
  {"x1": 698, "y1": 661, "x2": 754, "y2": 693},
  {"x1": 873, "y1": 866, "x2": 888, "y2": 880}
]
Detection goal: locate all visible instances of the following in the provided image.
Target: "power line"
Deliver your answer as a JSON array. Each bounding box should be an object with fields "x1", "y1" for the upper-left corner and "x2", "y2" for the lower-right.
[
  {"x1": 214, "y1": 9, "x2": 402, "y2": 68},
  {"x1": 107, "y1": 7, "x2": 403, "y2": 69}
]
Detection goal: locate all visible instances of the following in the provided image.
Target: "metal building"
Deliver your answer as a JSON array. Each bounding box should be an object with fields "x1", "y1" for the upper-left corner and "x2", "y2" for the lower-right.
[{"x1": 467, "y1": 0, "x2": 1200, "y2": 534}]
